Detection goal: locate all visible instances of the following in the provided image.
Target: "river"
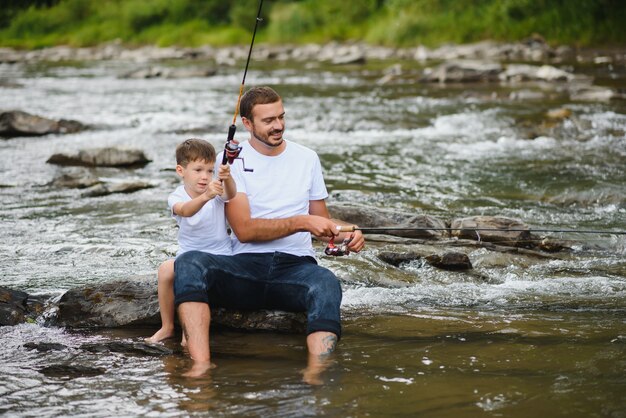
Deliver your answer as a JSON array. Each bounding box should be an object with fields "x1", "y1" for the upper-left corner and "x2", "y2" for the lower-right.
[{"x1": 1, "y1": 52, "x2": 625, "y2": 417}]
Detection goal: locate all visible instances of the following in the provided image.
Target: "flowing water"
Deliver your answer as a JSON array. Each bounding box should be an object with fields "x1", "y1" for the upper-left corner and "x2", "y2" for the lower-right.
[{"x1": 0, "y1": 55, "x2": 625, "y2": 417}]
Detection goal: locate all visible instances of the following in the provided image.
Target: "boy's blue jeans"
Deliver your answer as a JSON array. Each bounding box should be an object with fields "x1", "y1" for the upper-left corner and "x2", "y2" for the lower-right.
[{"x1": 174, "y1": 251, "x2": 342, "y2": 338}]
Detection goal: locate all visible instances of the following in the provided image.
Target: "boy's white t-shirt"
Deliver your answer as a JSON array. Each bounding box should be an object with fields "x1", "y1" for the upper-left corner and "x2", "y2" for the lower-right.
[
  {"x1": 168, "y1": 185, "x2": 232, "y2": 256},
  {"x1": 229, "y1": 140, "x2": 328, "y2": 257}
]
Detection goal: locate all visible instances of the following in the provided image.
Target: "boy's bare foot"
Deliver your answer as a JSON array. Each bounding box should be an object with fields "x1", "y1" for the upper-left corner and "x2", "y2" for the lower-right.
[
  {"x1": 145, "y1": 327, "x2": 175, "y2": 343},
  {"x1": 181, "y1": 333, "x2": 188, "y2": 347}
]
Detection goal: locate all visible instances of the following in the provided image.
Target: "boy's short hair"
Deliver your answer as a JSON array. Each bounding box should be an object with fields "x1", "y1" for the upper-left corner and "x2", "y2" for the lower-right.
[
  {"x1": 239, "y1": 86, "x2": 282, "y2": 121},
  {"x1": 176, "y1": 138, "x2": 216, "y2": 166}
]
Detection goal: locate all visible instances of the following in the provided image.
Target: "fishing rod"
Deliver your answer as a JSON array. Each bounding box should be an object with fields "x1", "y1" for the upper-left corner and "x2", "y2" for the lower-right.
[
  {"x1": 325, "y1": 225, "x2": 626, "y2": 256},
  {"x1": 221, "y1": 0, "x2": 264, "y2": 171},
  {"x1": 335, "y1": 226, "x2": 626, "y2": 235}
]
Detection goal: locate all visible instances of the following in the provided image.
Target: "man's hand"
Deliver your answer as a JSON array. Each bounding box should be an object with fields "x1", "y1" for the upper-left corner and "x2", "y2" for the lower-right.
[
  {"x1": 305, "y1": 215, "x2": 340, "y2": 238},
  {"x1": 345, "y1": 229, "x2": 365, "y2": 253}
]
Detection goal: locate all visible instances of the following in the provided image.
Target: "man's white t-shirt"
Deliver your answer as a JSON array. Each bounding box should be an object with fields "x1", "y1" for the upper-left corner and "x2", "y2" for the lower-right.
[
  {"x1": 229, "y1": 140, "x2": 328, "y2": 257},
  {"x1": 168, "y1": 185, "x2": 232, "y2": 256}
]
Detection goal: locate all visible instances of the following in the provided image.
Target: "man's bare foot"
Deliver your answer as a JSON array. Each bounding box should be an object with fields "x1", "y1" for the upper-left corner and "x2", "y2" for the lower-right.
[
  {"x1": 145, "y1": 327, "x2": 175, "y2": 343},
  {"x1": 183, "y1": 361, "x2": 216, "y2": 378}
]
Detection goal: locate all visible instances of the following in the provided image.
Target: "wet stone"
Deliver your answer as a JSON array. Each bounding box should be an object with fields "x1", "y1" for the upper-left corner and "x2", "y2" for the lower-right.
[
  {"x1": 0, "y1": 110, "x2": 86, "y2": 138},
  {"x1": 46, "y1": 147, "x2": 151, "y2": 168},
  {"x1": 377, "y1": 251, "x2": 423, "y2": 267},
  {"x1": 425, "y1": 252, "x2": 473, "y2": 271},
  {"x1": 24, "y1": 342, "x2": 68, "y2": 352},
  {"x1": 39, "y1": 364, "x2": 106, "y2": 379},
  {"x1": 80, "y1": 341, "x2": 173, "y2": 356}
]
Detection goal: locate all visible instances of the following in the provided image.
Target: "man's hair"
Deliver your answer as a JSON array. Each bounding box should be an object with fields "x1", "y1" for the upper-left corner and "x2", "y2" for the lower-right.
[
  {"x1": 175, "y1": 138, "x2": 216, "y2": 166},
  {"x1": 239, "y1": 86, "x2": 281, "y2": 121}
]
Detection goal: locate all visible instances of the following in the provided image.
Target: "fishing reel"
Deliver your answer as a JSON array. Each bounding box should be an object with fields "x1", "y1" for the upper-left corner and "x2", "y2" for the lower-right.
[
  {"x1": 222, "y1": 124, "x2": 253, "y2": 172},
  {"x1": 324, "y1": 234, "x2": 354, "y2": 257}
]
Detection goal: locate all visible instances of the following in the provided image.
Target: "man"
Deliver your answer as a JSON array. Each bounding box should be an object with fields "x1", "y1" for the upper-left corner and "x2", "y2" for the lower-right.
[{"x1": 174, "y1": 86, "x2": 364, "y2": 378}]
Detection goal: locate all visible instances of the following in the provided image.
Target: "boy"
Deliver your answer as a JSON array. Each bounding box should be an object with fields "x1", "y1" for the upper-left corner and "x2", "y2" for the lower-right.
[{"x1": 147, "y1": 138, "x2": 236, "y2": 343}]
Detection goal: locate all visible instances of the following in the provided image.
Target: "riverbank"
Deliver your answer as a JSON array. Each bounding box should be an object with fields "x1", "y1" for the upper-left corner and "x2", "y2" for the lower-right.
[{"x1": 2, "y1": 38, "x2": 625, "y2": 66}]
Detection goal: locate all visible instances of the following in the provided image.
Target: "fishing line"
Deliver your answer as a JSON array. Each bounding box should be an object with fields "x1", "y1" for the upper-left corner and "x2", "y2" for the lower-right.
[{"x1": 221, "y1": 0, "x2": 264, "y2": 169}]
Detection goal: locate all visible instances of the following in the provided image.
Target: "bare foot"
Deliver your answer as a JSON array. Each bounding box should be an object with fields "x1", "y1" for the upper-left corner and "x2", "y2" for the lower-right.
[
  {"x1": 145, "y1": 327, "x2": 175, "y2": 343},
  {"x1": 183, "y1": 361, "x2": 216, "y2": 378}
]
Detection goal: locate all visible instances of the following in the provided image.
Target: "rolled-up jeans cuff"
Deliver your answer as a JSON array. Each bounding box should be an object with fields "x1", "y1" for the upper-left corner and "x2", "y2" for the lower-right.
[
  {"x1": 307, "y1": 318, "x2": 342, "y2": 340},
  {"x1": 175, "y1": 292, "x2": 209, "y2": 307}
]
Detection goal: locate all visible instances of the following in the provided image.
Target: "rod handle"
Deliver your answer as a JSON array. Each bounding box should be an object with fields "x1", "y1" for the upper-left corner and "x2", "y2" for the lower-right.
[{"x1": 336, "y1": 225, "x2": 357, "y2": 233}]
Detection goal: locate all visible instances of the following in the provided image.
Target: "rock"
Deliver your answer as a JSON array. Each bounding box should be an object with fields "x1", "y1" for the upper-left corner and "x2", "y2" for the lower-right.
[
  {"x1": 538, "y1": 238, "x2": 569, "y2": 253},
  {"x1": 80, "y1": 181, "x2": 154, "y2": 197},
  {"x1": 80, "y1": 341, "x2": 173, "y2": 356},
  {"x1": 569, "y1": 86, "x2": 617, "y2": 102},
  {"x1": 421, "y1": 60, "x2": 502, "y2": 83},
  {"x1": 327, "y1": 203, "x2": 447, "y2": 239},
  {"x1": 47, "y1": 147, "x2": 151, "y2": 168},
  {"x1": 119, "y1": 67, "x2": 217, "y2": 79},
  {"x1": 377, "y1": 251, "x2": 423, "y2": 267},
  {"x1": 39, "y1": 364, "x2": 106, "y2": 379},
  {"x1": 24, "y1": 342, "x2": 68, "y2": 352},
  {"x1": 450, "y1": 216, "x2": 533, "y2": 248},
  {"x1": 49, "y1": 167, "x2": 102, "y2": 189},
  {"x1": 56, "y1": 277, "x2": 161, "y2": 328},
  {"x1": 546, "y1": 108, "x2": 572, "y2": 120},
  {"x1": 55, "y1": 277, "x2": 306, "y2": 333},
  {"x1": 0, "y1": 287, "x2": 29, "y2": 326},
  {"x1": 0, "y1": 110, "x2": 86, "y2": 138},
  {"x1": 0, "y1": 287, "x2": 45, "y2": 326},
  {"x1": 499, "y1": 64, "x2": 576, "y2": 82},
  {"x1": 425, "y1": 252, "x2": 472, "y2": 270}
]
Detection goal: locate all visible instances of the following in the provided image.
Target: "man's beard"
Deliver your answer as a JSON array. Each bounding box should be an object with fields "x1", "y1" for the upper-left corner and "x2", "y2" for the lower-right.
[{"x1": 253, "y1": 127, "x2": 284, "y2": 148}]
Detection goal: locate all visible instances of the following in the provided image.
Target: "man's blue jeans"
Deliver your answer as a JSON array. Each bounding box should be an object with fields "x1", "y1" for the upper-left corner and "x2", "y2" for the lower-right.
[{"x1": 174, "y1": 251, "x2": 342, "y2": 338}]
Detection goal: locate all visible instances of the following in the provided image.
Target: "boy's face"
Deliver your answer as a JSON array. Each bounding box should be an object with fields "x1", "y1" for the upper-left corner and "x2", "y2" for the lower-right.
[{"x1": 176, "y1": 159, "x2": 215, "y2": 197}]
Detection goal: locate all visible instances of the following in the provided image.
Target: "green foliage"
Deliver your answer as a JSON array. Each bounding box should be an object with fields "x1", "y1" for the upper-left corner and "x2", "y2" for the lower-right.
[{"x1": 0, "y1": 0, "x2": 625, "y2": 48}]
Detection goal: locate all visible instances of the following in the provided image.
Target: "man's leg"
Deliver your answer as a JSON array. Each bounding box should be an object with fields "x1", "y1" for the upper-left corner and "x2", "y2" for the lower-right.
[
  {"x1": 174, "y1": 252, "x2": 271, "y2": 373},
  {"x1": 178, "y1": 301, "x2": 211, "y2": 362}
]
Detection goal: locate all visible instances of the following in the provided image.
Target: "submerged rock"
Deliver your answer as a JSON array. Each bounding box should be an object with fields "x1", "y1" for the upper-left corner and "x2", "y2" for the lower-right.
[
  {"x1": 49, "y1": 167, "x2": 102, "y2": 189},
  {"x1": 24, "y1": 342, "x2": 68, "y2": 352},
  {"x1": 39, "y1": 364, "x2": 106, "y2": 379},
  {"x1": 81, "y1": 341, "x2": 173, "y2": 356},
  {"x1": 0, "y1": 110, "x2": 86, "y2": 138},
  {"x1": 47, "y1": 147, "x2": 151, "y2": 168}
]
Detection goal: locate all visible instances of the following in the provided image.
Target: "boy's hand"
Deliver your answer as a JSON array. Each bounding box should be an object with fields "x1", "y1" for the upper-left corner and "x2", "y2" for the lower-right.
[
  {"x1": 205, "y1": 179, "x2": 224, "y2": 200},
  {"x1": 217, "y1": 164, "x2": 231, "y2": 181}
]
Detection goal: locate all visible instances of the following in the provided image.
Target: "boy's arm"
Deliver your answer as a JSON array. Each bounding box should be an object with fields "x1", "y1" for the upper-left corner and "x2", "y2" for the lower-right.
[
  {"x1": 225, "y1": 193, "x2": 338, "y2": 243},
  {"x1": 222, "y1": 176, "x2": 237, "y2": 201},
  {"x1": 172, "y1": 194, "x2": 213, "y2": 218},
  {"x1": 217, "y1": 164, "x2": 237, "y2": 201}
]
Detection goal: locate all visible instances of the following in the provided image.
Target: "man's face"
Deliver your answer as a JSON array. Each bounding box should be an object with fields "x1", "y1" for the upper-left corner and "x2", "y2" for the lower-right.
[{"x1": 244, "y1": 100, "x2": 285, "y2": 148}]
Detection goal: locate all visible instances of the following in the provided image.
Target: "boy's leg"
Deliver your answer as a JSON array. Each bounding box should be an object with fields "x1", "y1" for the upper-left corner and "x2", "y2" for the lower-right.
[{"x1": 146, "y1": 259, "x2": 176, "y2": 343}]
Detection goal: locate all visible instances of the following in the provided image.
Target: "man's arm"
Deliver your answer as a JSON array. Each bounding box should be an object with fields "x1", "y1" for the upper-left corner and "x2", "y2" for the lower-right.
[
  {"x1": 309, "y1": 200, "x2": 365, "y2": 252},
  {"x1": 225, "y1": 193, "x2": 338, "y2": 243}
]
